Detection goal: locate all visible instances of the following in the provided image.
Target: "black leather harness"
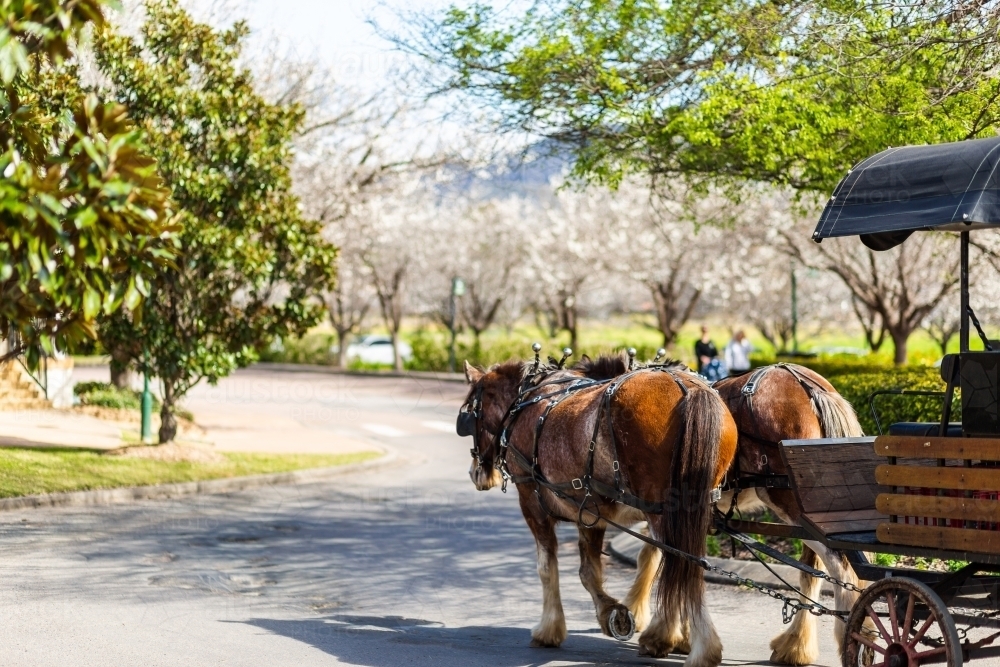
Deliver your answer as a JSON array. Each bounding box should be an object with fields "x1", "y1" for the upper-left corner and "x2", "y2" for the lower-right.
[
  {"x1": 469, "y1": 365, "x2": 704, "y2": 519},
  {"x1": 719, "y1": 363, "x2": 821, "y2": 494}
]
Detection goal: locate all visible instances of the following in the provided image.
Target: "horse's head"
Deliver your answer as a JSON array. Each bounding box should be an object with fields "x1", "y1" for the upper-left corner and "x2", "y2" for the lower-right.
[{"x1": 457, "y1": 360, "x2": 524, "y2": 491}]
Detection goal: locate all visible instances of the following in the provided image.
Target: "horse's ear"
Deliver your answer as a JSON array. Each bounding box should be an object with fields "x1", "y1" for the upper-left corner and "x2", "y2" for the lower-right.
[
  {"x1": 580, "y1": 354, "x2": 591, "y2": 363},
  {"x1": 464, "y1": 361, "x2": 484, "y2": 384}
]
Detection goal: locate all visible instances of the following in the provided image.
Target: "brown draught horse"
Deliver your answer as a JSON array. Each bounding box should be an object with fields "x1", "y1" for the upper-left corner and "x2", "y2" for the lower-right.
[
  {"x1": 715, "y1": 363, "x2": 865, "y2": 665},
  {"x1": 573, "y1": 355, "x2": 865, "y2": 666},
  {"x1": 459, "y1": 358, "x2": 737, "y2": 666}
]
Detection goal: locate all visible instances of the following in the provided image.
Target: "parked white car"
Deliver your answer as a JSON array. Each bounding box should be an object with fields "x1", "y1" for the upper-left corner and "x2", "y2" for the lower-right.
[{"x1": 344, "y1": 335, "x2": 413, "y2": 366}]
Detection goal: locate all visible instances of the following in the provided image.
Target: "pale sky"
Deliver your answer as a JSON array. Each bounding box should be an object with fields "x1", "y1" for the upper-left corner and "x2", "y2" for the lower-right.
[{"x1": 237, "y1": 0, "x2": 447, "y2": 87}]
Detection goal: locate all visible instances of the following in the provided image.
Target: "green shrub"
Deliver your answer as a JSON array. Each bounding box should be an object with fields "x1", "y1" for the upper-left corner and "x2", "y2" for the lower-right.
[
  {"x1": 753, "y1": 352, "x2": 892, "y2": 379},
  {"x1": 406, "y1": 330, "x2": 541, "y2": 371},
  {"x1": 407, "y1": 331, "x2": 452, "y2": 371},
  {"x1": 74, "y1": 382, "x2": 161, "y2": 412},
  {"x1": 406, "y1": 328, "x2": 671, "y2": 372},
  {"x1": 347, "y1": 359, "x2": 393, "y2": 371},
  {"x1": 826, "y1": 367, "x2": 958, "y2": 435},
  {"x1": 259, "y1": 333, "x2": 335, "y2": 365}
]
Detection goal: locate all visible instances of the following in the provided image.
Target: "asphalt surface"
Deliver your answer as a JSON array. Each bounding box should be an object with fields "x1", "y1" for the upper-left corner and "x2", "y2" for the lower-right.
[{"x1": 0, "y1": 367, "x2": 842, "y2": 666}]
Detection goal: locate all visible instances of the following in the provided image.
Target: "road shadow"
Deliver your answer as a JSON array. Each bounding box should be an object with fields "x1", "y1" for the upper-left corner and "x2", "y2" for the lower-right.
[{"x1": 240, "y1": 614, "x2": 690, "y2": 667}]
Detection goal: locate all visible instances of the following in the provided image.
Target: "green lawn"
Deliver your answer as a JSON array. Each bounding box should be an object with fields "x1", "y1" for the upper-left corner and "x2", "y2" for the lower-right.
[{"x1": 0, "y1": 448, "x2": 381, "y2": 498}]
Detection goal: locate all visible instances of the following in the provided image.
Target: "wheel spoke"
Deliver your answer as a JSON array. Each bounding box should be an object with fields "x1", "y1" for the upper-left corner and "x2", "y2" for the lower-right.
[
  {"x1": 912, "y1": 646, "x2": 947, "y2": 661},
  {"x1": 902, "y1": 592, "x2": 915, "y2": 643},
  {"x1": 909, "y1": 615, "x2": 936, "y2": 648},
  {"x1": 851, "y1": 631, "x2": 887, "y2": 654},
  {"x1": 887, "y1": 591, "x2": 899, "y2": 641},
  {"x1": 866, "y1": 604, "x2": 893, "y2": 642}
]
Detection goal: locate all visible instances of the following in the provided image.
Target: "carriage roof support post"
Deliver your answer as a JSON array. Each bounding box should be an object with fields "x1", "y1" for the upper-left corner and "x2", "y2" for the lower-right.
[{"x1": 961, "y1": 231, "x2": 970, "y2": 353}]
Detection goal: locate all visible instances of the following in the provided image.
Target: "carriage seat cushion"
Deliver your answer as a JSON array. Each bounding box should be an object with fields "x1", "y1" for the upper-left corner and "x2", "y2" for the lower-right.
[{"x1": 888, "y1": 422, "x2": 962, "y2": 437}]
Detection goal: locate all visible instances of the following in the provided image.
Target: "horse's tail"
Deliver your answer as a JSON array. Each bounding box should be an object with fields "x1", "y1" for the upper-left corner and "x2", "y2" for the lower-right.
[
  {"x1": 655, "y1": 381, "x2": 724, "y2": 628},
  {"x1": 810, "y1": 386, "x2": 864, "y2": 438}
]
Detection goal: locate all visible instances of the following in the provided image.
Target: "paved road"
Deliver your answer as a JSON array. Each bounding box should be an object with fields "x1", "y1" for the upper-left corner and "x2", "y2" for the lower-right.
[{"x1": 0, "y1": 367, "x2": 841, "y2": 666}]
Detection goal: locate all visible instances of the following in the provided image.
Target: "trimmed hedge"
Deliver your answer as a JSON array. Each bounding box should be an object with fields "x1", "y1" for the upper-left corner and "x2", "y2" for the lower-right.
[
  {"x1": 74, "y1": 382, "x2": 162, "y2": 412},
  {"x1": 259, "y1": 333, "x2": 335, "y2": 365},
  {"x1": 825, "y1": 367, "x2": 958, "y2": 436},
  {"x1": 406, "y1": 331, "x2": 665, "y2": 372}
]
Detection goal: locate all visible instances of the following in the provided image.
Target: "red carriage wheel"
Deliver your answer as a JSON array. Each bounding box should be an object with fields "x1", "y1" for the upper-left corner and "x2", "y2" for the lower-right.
[{"x1": 843, "y1": 577, "x2": 961, "y2": 667}]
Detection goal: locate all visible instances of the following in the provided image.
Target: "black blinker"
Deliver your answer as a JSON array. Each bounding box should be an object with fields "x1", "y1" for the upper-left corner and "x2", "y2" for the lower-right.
[{"x1": 456, "y1": 410, "x2": 476, "y2": 437}]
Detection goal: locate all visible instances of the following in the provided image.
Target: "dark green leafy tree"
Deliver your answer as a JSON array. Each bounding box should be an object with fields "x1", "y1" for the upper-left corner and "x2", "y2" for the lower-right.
[
  {"x1": 0, "y1": 0, "x2": 176, "y2": 367},
  {"x1": 95, "y1": 0, "x2": 337, "y2": 442},
  {"x1": 411, "y1": 0, "x2": 1000, "y2": 194}
]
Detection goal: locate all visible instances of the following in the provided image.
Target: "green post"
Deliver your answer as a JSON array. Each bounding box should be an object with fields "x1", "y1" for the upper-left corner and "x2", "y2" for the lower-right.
[
  {"x1": 790, "y1": 261, "x2": 799, "y2": 354},
  {"x1": 141, "y1": 349, "x2": 153, "y2": 444},
  {"x1": 448, "y1": 277, "x2": 465, "y2": 373}
]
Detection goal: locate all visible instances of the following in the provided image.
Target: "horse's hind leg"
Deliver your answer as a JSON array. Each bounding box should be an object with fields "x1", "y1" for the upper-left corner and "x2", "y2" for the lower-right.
[
  {"x1": 769, "y1": 545, "x2": 822, "y2": 665},
  {"x1": 524, "y1": 512, "x2": 566, "y2": 647},
  {"x1": 623, "y1": 540, "x2": 660, "y2": 633},
  {"x1": 577, "y1": 525, "x2": 634, "y2": 640},
  {"x1": 808, "y1": 541, "x2": 862, "y2": 655},
  {"x1": 684, "y1": 595, "x2": 723, "y2": 667}
]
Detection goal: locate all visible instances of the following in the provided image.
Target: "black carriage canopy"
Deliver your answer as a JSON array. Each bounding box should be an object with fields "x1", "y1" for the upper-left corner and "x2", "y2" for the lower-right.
[{"x1": 813, "y1": 135, "x2": 1000, "y2": 251}]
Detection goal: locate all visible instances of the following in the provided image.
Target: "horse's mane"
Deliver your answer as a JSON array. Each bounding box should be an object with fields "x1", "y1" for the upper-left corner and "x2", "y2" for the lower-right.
[
  {"x1": 571, "y1": 352, "x2": 689, "y2": 380},
  {"x1": 571, "y1": 352, "x2": 629, "y2": 379},
  {"x1": 482, "y1": 352, "x2": 689, "y2": 388}
]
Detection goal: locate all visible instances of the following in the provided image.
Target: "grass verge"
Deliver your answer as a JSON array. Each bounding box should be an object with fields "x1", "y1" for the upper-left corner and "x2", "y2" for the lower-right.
[{"x1": 0, "y1": 448, "x2": 381, "y2": 498}]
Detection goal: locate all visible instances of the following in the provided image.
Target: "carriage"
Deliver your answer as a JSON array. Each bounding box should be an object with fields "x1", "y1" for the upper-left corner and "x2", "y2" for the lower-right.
[
  {"x1": 731, "y1": 136, "x2": 1000, "y2": 666},
  {"x1": 457, "y1": 136, "x2": 1000, "y2": 666}
]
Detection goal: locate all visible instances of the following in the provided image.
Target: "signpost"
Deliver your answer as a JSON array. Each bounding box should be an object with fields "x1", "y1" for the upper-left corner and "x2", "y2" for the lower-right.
[
  {"x1": 141, "y1": 349, "x2": 153, "y2": 444},
  {"x1": 449, "y1": 277, "x2": 465, "y2": 373}
]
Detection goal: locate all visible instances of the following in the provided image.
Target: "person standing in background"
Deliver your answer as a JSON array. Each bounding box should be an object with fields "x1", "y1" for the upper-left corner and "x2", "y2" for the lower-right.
[
  {"x1": 694, "y1": 326, "x2": 718, "y2": 374},
  {"x1": 725, "y1": 329, "x2": 753, "y2": 375}
]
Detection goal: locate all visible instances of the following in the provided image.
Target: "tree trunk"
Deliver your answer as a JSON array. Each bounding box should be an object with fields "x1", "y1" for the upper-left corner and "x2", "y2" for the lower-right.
[
  {"x1": 868, "y1": 329, "x2": 887, "y2": 354},
  {"x1": 158, "y1": 383, "x2": 178, "y2": 443},
  {"x1": 110, "y1": 364, "x2": 132, "y2": 390},
  {"x1": 890, "y1": 329, "x2": 909, "y2": 366},
  {"x1": 335, "y1": 329, "x2": 348, "y2": 368},
  {"x1": 110, "y1": 347, "x2": 133, "y2": 389},
  {"x1": 390, "y1": 330, "x2": 403, "y2": 372},
  {"x1": 471, "y1": 329, "x2": 482, "y2": 364}
]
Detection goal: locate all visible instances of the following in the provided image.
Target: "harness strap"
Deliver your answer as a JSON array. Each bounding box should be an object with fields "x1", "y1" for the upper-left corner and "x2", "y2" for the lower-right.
[
  {"x1": 493, "y1": 363, "x2": 717, "y2": 517},
  {"x1": 777, "y1": 363, "x2": 818, "y2": 400}
]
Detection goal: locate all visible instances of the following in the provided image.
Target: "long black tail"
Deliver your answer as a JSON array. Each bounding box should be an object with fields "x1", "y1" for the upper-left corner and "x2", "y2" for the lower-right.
[{"x1": 655, "y1": 381, "x2": 724, "y2": 621}]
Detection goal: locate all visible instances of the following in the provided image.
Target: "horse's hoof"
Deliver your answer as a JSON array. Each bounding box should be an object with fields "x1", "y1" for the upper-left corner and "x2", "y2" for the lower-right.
[
  {"x1": 608, "y1": 607, "x2": 636, "y2": 641},
  {"x1": 637, "y1": 636, "x2": 672, "y2": 658},
  {"x1": 530, "y1": 622, "x2": 566, "y2": 648},
  {"x1": 637, "y1": 643, "x2": 670, "y2": 658},
  {"x1": 769, "y1": 628, "x2": 817, "y2": 665},
  {"x1": 529, "y1": 637, "x2": 561, "y2": 648}
]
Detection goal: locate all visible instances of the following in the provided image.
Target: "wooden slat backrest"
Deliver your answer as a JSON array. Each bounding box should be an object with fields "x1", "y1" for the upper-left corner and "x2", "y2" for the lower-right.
[
  {"x1": 875, "y1": 435, "x2": 1000, "y2": 461},
  {"x1": 874, "y1": 434, "x2": 1000, "y2": 554},
  {"x1": 877, "y1": 494, "x2": 1000, "y2": 524},
  {"x1": 780, "y1": 438, "x2": 882, "y2": 515},
  {"x1": 878, "y1": 523, "x2": 1000, "y2": 554},
  {"x1": 876, "y1": 465, "x2": 1000, "y2": 491}
]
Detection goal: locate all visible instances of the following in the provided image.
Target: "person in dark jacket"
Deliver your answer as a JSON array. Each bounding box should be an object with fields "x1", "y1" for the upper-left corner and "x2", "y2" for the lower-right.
[{"x1": 694, "y1": 326, "x2": 718, "y2": 374}]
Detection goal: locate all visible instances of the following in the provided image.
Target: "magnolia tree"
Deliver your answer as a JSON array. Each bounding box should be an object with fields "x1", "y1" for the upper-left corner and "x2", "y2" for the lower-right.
[
  {"x1": 95, "y1": 1, "x2": 337, "y2": 442},
  {"x1": 0, "y1": 0, "x2": 176, "y2": 367}
]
